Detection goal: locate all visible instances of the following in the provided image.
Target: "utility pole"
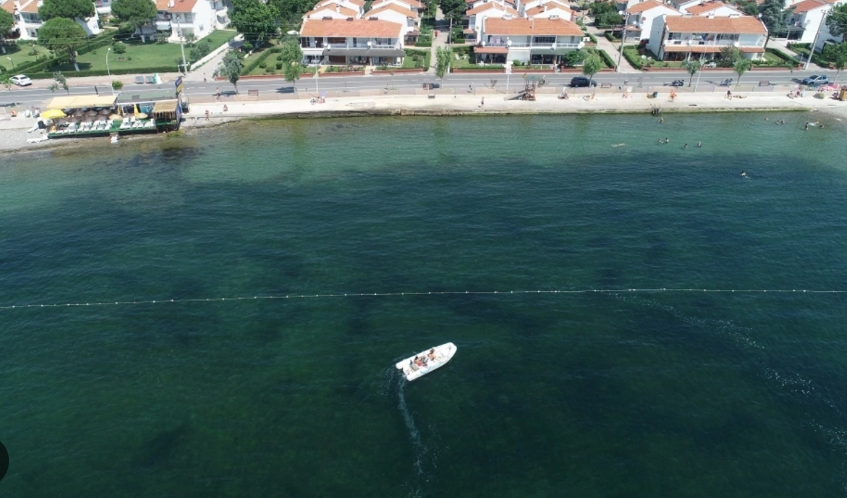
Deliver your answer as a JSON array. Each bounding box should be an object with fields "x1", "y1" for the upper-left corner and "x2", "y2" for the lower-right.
[
  {"x1": 178, "y1": 16, "x2": 188, "y2": 74},
  {"x1": 805, "y1": 10, "x2": 828, "y2": 71}
]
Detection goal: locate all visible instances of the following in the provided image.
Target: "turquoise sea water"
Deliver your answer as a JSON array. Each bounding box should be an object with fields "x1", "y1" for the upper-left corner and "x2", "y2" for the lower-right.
[{"x1": 2, "y1": 113, "x2": 847, "y2": 497}]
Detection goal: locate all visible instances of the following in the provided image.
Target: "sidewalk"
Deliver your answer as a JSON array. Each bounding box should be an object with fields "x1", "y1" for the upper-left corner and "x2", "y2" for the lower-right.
[{"x1": 586, "y1": 24, "x2": 638, "y2": 73}]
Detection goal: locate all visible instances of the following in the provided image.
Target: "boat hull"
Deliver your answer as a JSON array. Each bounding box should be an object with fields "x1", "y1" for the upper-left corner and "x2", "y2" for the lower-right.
[{"x1": 395, "y1": 342, "x2": 457, "y2": 381}]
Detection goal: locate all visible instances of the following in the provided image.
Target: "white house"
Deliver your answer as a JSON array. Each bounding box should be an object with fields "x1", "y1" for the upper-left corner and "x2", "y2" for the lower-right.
[
  {"x1": 154, "y1": 0, "x2": 223, "y2": 42},
  {"x1": 648, "y1": 15, "x2": 767, "y2": 61},
  {"x1": 365, "y1": 3, "x2": 418, "y2": 39},
  {"x1": 669, "y1": 0, "x2": 703, "y2": 13},
  {"x1": 465, "y1": 2, "x2": 519, "y2": 42},
  {"x1": 299, "y1": 18, "x2": 406, "y2": 66},
  {"x1": 625, "y1": 0, "x2": 680, "y2": 42},
  {"x1": 477, "y1": 16, "x2": 584, "y2": 64},
  {"x1": 0, "y1": 0, "x2": 101, "y2": 40},
  {"x1": 525, "y1": 1, "x2": 573, "y2": 21},
  {"x1": 371, "y1": 0, "x2": 424, "y2": 15},
  {"x1": 466, "y1": 0, "x2": 517, "y2": 12},
  {"x1": 684, "y1": 1, "x2": 743, "y2": 17},
  {"x1": 94, "y1": 0, "x2": 112, "y2": 16},
  {"x1": 314, "y1": 0, "x2": 365, "y2": 16},
  {"x1": 785, "y1": 0, "x2": 842, "y2": 43},
  {"x1": 303, "y1": 2, "x2": 361, "y2": 20}
]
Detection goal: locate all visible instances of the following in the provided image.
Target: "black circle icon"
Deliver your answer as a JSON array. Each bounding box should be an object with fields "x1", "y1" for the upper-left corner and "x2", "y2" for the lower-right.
[{"x1": 0, "y1": 439, "x2": 8, "y2": 482}]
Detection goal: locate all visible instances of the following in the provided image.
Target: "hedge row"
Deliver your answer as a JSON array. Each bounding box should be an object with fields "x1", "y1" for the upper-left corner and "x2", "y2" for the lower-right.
[
  {"x1": 241, "y1": 47, "x2": 281, "y2": 75},
  {"x1": 621, "y1": 46, "x2": 643, "y2": 69},
  {"x1": 14, "y1": 32, "x2": 118, "y2": 74},
  {"x1": 27, "y1": 65, "x2": 178, "y2": 80},
  {"x1": 590, "y1": 48, "x2": 616, "y2": 69}
]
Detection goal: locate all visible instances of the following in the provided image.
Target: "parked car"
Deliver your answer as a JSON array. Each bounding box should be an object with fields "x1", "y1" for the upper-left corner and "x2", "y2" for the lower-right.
[
  {"x1": 570, "y1": 76, "x2": 597, "y2": 88},
  {"x1": 10, "y1": 74, "x2": 32, "y2": 86},
  {"x1": 801, "y1": 75, "x2": 829, "y2": 86}
]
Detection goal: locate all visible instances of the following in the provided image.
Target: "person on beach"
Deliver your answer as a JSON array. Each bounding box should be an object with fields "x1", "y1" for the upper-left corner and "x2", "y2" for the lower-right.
[
  {"x1": 469, "y1": 84, "x2": 473, "y2": 93},
  {"x1": 223, "y1": 104, "x2": 228, "y2": 112},
  {"x1": 205, "y1": 110, "x2": 210, "y2": 120},
  {"x1": 726, "y1": 89, "x2": 732, "y2": 99},
  {"x1": 480, "y1": 97, "x2": 484, "y2": 108},
  {"x1": 669, "y1": 89, "x2": 676, "y2": 102},
  {"x1": 216, "y1": 87, "x2": 221, "y2": 100}
]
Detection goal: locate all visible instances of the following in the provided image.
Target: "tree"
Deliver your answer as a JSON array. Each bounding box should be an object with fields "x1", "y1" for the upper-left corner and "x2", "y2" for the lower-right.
[
  {"x1": 591, "y1": 1, "x2": 623, "y2": 28},
  {"x1": 189, "y1": 40, "x2": 210, "y2": 62},
  {"x1": 758, "y1": 0, "x2": 787, "y2": 51},
  {"x1": 270, "y1": 0, "x2": 315, "y2": 24},
  {"x1": 582, "y1": 53, "x2": 602, "y2": 85},
  {"x1": 112, "y1": 41, "x2": 127, "y2": 54},
  {"x1": 184, "y1": 32, "x2": 196, "y2": 45},
  {"x1": 231, "y1": 0, "x2": 279, "y2": 45},
  {"x1": 829, "y1": 41, "x2": 847, "y2": 81},
  {"x1": 718, "y1": 46, "x2": 742, "y2": 67},
  {"x1": 39, "y1": 18, "x2": 87, "y2": 70},
  {"x1": 0, "y1": 74, "x2": 12, "y2": 92},
  {"x1": 563, "y1": 49, "x2": 586, "y2": 67},
  {"x1": 826, "y1": 3, "x2": 847, "y2": 39},
  {"x1": 215, "y1": 50, "x2": 244, "y2": 93},
  {"x1": 279, "y1": 36, "x2": 303, "y2": 84},
  {"x1": 0, "y1": 8, "x2": 14, "y2": 37},
  {"x1": 682, "y1": 59, "x2": 700, "y2": 86},
  {"x1": 111, "y1": 0, "x2": 157, "y2": 33},
  {"x1": 435, "y1": 46, "x2": 450, "y2": 86},
  {"x1": 112, "y1": 80, "x2": 124, "y2": 91},
  {"x1": 734, "y1": 57, "x2": 752, "y2": 86},
  {"x1": 48, "y1": 71, "x2": 69, "y2": 94},
  {"x1": 39, "y1": 0, "x2": 94, "y2": 21},
  {"x1": 439, "y1": 0, "x2": 465, "y2": 23}
]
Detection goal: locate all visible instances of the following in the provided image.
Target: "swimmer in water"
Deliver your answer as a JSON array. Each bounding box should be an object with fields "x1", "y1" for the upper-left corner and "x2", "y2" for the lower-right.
[
  {"x1": 697, "y1": 142, "x2": 702, "y2": 147},
  {"x1": 665, "y1": 138, "x2": 670, "y2": 143},
  {"x1": 741, "y1": 171, "x2": 747, "y2": 177},
  {"x1": 683, "y1": 143, "x2": 688, "y2": 149},
  {"x1": 612, "y1": 143, "x2": 626, "y2": 147}
]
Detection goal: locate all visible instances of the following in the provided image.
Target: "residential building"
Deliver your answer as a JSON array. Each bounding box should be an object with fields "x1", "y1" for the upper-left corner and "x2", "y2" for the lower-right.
[
  {"x1": 304, "y1": 2, "x2": 361, "y2": 20},
  {"x1": 625, "y1": 0, "x2": 680, "y2": 42},
  {"x1": 684, "y1": 1, "x2": 743, "y2": 17},
  {"x1": 785, "y1": 0, "x2": 840, "y2": 43},
  {"x1": 465, "y1": 2, "x2": 520, "y2": 43},
  {"x1": 466, "y1": 0, "x2": 517, "y2": 12},
  {"x1": 154, "y1": 0, "x2": 223, "y2": 42},
  {"x1": 94, "y1": 0, "x2": 113, "y2": 16},
  {"x1": 299, "y1": 18, "x2": 405, "y2": 66},
  {"x1": 314, "y1": 0, "x2": 365, "y2": 16},
  {"x1": 648, "y1": 15, "x2": 767, "y2": 61},
  {"x1": 371, "y1": 0, "x2": 424, "y2": 15},
  {"x1": 0, "y1": 0, "x2": 100, "y2": 40},
  {"x1": 365, "y1": 2, "x2": 418, "y2": 39},
  {"x1": 477, "y1": 16, "x2": 584, "y2": 64},
  {"x1": 524, "y1": 1, "x2": 573, "y2": 21},
  {"x1": 669, "y1": 0, "x2": 703, "y2": 13}
]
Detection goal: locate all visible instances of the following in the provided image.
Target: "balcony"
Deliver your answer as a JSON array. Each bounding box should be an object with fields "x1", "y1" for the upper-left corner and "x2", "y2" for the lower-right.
[
  {"x1": 664, "y1": 38, "x2": 761, "y2": 48},
  {"x1": 483, "y1": 41, "x2": 582, "y2": 49}
]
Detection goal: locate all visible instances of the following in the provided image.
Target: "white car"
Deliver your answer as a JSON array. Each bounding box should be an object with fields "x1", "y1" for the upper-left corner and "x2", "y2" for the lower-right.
[{"x1": 9, "y1": 75, "x2": 32, "y2": 86}]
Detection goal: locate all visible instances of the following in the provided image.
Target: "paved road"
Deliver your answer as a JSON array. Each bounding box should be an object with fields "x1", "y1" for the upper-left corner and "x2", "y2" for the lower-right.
[{"x1": 1, "y1": 69, "x2": 837, "y2": 107}]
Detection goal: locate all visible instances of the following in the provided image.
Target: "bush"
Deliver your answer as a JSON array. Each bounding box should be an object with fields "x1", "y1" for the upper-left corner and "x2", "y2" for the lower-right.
[
  {"x1": 112, "y1": 41, "x2": 127, "y2": 54},
  {"x1": 588, "y1": 48, "x2": 616, "y2": 69},
  {"x1": 259, "y1": 62, "x2": 266, "y2": 68},
  {"x1": 242, "y1": 40, "x2": 253, "y2": 52},
  {"x1": 563, "y1": 49, "x2": 586, "y2": 67},
  {"x1": 622, "y1": 46, "x2": 643, "y2": 69},
  {"x1": 240, "y1": 46, "x2": 280, "y2": 75},
  {"x1": 276, "y1": 61, "x2": 282, "y2": 69},
  {"x1": 111, "y1": 80, "x2": 123, "y2": 90},
  {"x1": 157, "y1": 32, "x2": 169, "y2": 43}
]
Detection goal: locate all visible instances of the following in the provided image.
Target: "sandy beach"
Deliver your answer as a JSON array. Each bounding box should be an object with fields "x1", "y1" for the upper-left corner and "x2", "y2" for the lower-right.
[{"x1": 3, "y1": 89, "x2": 846, "y2": 154}]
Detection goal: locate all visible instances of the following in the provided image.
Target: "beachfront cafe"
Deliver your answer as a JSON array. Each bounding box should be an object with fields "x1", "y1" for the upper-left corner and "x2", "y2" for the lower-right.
[{"x1": 43, "y1": 94, "x2": 181, "y2": 139}]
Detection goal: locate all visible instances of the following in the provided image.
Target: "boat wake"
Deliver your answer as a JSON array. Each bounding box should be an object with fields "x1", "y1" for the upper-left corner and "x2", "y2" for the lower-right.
[{"x1": 388, "y1": 372, "x2": 436, "y2": 497}]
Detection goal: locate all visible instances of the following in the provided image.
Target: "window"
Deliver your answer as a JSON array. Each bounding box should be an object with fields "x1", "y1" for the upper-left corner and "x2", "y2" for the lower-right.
[{"x1": 533, "y1": 36, "x2": 555, "y2": 44}]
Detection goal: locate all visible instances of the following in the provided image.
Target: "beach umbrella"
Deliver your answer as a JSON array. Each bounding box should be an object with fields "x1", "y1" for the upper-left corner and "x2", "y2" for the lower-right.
[
  {"x1": 109, "y1": 114, "x2": 121, "y2": 120},
  {"x1": 73, "y1": 110, "x2": 84, "y2": 117},
  {"x1": 40, "y1": 109, "x2": 66, "y2": 119},
  {"x1": 133, "y1": 104, "x2": 140, "y2": 116},
  {"x1": 85, "y1": 110, "x2": 98, "y2": 117},
  {"x1": 99, "y1": 109, "x2": 111, "y2": 115}
]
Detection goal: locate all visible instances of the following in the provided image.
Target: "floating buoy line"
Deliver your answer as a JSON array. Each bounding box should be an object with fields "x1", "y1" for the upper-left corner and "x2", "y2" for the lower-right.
[{"x1": 0, "y1": 288, "x2": 844, "y2": 311}]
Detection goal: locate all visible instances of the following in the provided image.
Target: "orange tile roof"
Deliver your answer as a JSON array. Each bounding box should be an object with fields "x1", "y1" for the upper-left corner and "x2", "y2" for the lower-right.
[
  {"x1": 372, "y1": 0, "x2": 423, "y2": 9},
  {"x1": 664, "y1": 15, "x2": 766, "y2": 33},
  {"x1": 156, "y1": 0, "x2": 199, "y2": 13},
  {"x1": 627, "y1": 0, "x2": 676, "y2": 13},
  {"x1": 685, "y1": 1, "x2": 738, "y2": 14},
  {"x1": 467, "y1": 2, "x2": 519, "y2": 16},
  {"x1": 367, "y1": 2, "x2": 417, "y2": 17},
  {"x1": 484, "y1": 17, "x2": 584, "y2": 35},
  {"x1": 466, "y1": 0, "x2": 515, "y2": 5},
  {"x1": 1, "y1": 0, "x2": 16, "y2": 13},
  {"x1": 790, "y1": 0, "x2": 832, "y2": 13},
  {"x1": 19, "y1": 0, "x2": 39, "y2": 14},
  {"x1": 525, "y1": 2, "x2": 572, "y2": 16},
  {"x1": 306, "y1": 3, "x2": 359, "y2": 17},
  {"x1": 301, "y1": 18, "x2": 404, "y2": 37}
]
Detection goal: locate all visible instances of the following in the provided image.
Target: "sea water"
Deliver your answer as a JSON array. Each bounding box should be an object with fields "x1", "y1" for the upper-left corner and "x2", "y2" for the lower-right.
[{"x1": 1, "y1": 113, "x2": 847, "y2": 497}]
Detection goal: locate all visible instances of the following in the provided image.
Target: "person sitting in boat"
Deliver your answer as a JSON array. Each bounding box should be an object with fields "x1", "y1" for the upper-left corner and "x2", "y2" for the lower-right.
[
  {"x1": 427, "y1": 349, "x2": 437, "y2": 361},
  {"x1": 413, "y1": 356, "x2": 426, "y2": 368}
]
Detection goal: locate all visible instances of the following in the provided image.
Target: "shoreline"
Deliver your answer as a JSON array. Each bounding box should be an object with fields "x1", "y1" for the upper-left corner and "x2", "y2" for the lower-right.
[{"x1": 3, "y1": 91, "x2": 845, "y2": 154}]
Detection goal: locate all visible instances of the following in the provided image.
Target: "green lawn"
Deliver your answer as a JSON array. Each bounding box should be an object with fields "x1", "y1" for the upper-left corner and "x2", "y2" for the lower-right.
[
  {"x1": 402, "y1": 49, "x2": 430, "y2": 69},
  {"x1": 51, "y1": 30, "x2": 235, "y2": 73},
  {"x1": 2, "y1": 43, "x2": 56, "y2": 73}
]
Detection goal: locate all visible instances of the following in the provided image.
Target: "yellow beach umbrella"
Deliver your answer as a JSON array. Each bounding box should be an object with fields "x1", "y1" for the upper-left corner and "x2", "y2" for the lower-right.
[
  {"x1": 41, "y1": 109, "x2": 66, "y2": 119},
  {"x1": 133, "y1": 104, "x2": 140, "y2": 116}
]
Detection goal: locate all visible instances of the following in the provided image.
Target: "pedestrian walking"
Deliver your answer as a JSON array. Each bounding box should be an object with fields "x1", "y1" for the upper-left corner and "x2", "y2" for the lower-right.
[
  {"x1": 205, "y1": 109, "x2": 210, "y2": 120},
  {"x1": 216, "y1": 87, "x2": 221, "y2": 100},
  {"x1": 480, "y1": 97, "x2": 484, "y2": 108}
]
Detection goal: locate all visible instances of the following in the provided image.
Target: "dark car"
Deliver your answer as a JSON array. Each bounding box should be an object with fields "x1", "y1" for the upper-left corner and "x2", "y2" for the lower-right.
[{"x1": 570, "y1": 76, "x2": 597, "y2": 88}]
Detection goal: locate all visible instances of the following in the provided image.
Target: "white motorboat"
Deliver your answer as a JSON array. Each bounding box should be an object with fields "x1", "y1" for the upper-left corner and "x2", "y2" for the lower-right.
[{"x1": 395, "y1": 342, "x2": 457, "y2": 381}]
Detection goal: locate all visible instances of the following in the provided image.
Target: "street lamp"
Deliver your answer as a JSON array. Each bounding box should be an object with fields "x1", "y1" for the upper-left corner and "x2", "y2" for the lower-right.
[
  {"x1": 686, "y1": 39, "x2": 692, "y2": 62},
  {"x1": 106, "y1": 47, "x2": 112, "y2": 92},
  {"x1": 805, "y1": 10, "x2": 829, "y2": 71},
  {"x1": 616, "y1": 10, "x2": 630, "y2": 73},
  {"x1": 506, "y1": 38, "x2": 512, "y2": 94}
]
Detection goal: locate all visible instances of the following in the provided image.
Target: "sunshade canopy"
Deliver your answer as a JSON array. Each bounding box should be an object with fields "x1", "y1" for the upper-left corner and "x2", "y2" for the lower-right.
[
  {"x1": 40, "y1": 109, "x2": 66, "y2": 119},
  {"x1": 46, "y1": 95, "x2": 117, "y2": 110}
]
